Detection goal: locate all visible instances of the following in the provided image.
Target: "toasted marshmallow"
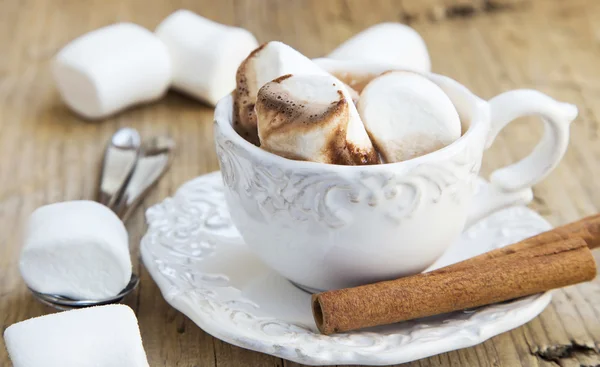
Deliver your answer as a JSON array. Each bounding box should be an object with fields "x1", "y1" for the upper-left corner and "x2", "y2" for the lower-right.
[
  {"x1": 256, "y1": 74, "x2": 378, "y2": 165},
  {"x1": 357, "y1": 71, "x2": 461, "y2": 162},
  {"x1": 313, "y1": 58, "x2": 397, "y2": 93},
  {"x1": 155, "y1": 10, "x2": 258, "y2": 106},
  {"x1": 53, "y1": 23, "x2": 171, "y2": 120},
  {"x1": 328, "y1": 23, "x2": 431, "y2": 72},
  {"x1": 234, "y1": 41, "x2": 358, "y2": 145}
]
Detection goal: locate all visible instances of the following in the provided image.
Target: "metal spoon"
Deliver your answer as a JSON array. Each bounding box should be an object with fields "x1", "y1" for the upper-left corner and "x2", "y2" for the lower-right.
[
  {"x1": 98, "y1": 128, "x2": 141, "y2": 209},
  {"x1": 31, "y1": 132, "x2": 174, "y2": 310},
  {"x1": 113, "y1": 135, "x2": 175, "y2": 222}
]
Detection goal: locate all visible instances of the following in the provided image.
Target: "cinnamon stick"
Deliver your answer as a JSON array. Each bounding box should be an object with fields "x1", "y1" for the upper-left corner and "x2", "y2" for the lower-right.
[
  {"x1": 312, "y1": 238, "x2": 596, "y2": 335},
  {"x1": 448, "y1": 214, "x2": 600, "y2": 271}
]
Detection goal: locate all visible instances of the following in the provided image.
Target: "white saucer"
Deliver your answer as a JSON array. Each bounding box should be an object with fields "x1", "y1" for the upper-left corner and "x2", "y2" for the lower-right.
[{"x1": 141, "y1": 171, "x2": 553, "y2": 366}]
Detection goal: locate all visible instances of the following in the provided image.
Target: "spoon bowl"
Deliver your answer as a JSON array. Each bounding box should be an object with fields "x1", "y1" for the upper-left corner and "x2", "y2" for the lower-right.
[{"x1": 30, "y1": 274, "x2": 140, "y2": 311}]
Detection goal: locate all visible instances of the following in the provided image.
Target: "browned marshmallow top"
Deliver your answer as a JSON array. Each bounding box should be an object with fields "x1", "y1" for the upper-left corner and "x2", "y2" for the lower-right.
[
  {"x1": 233, "y1": 44, "x2": 266, "y2": 145},
  {"x1": 256, "y1": 74, "x2": 370, "y2": 165},
  {"x1": 233, "y1": 42, "x2": 363, "y2": 147}
]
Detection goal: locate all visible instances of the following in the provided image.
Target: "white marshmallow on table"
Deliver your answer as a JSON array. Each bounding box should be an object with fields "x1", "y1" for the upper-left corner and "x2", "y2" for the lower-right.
[
  {"x1": 52, "y1": 23, "x2": 171, "y2": 120},
  {"x1": 357, "y1": 71, "x2": 461, "y2": 163},
  {"x1": 256, "y1": 74, "x2": 378, "y2": 165},
  {"x1": 4, "y1": 305, "x2": 149, "y2": 367},
  {"x1": 234, "y1": 41, "x2": 359, "y2": 146},
  {"x1": 20, "y1": 200, "x2": 131, "y2": 300},
  {"x1": 327, "y1": 23, "x2": 431, "y2": 73},
  {"x1": 155, "y1": 10, "x2": 258, "y2": 106}
]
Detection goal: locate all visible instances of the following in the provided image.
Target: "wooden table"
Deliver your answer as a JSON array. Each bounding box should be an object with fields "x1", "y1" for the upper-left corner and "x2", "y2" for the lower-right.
[{"x1": 2, "y1": 0, "x2": 600, "y2": 366}]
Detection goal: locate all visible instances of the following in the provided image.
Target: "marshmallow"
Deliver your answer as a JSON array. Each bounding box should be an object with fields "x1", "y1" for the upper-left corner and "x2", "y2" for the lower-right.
[
  {"x1": 313, "y1": 58, "x2": 397, "y2": 93},
  {"x1": 256, "y1": 74, "x2": 378, "y2": 165},
  {"x1": 357, "y1": 71, "x2": 461, "y2": 162},
  {"x1": 155, "y1": 10, "x2": 258, "y2": 106},
  {"x1": 234, "y1": 41, "x2": 359, "y2": 146},
  {"x1": 53, "y1": 23, "x2": 171, "y2": 120},
  {"x1": 327, "y1": 23, "x2": 431, "y2": 72},
  {"x1": 20, "y1": 200, "x2": 131, "y2": 300},
  {"x1": 4, "y1": 305, "x2": 149, "y2": 367}
]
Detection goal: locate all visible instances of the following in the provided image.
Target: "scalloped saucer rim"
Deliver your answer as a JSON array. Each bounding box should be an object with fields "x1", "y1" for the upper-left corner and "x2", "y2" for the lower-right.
[{"x1": 141, "y1": 171, "x2": 553, "y2": 366}]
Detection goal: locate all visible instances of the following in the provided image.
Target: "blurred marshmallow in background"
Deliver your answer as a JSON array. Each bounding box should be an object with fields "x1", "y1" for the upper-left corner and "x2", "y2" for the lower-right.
[
  {"x1": 156, "y1": 10, "x2": 259, "y2": 106},
  {"x1": 4, "y1": 305, "x2": 149, "y2": 367},
  {"x1": 20, "y1": 201, "x2": 131, "y2": 300},
  {"x1": 52, "y1": 23, "x2": 172, "y2": 120},
  {"x1": 327, "y1": 23, "x2": 431, "y2": 72}
]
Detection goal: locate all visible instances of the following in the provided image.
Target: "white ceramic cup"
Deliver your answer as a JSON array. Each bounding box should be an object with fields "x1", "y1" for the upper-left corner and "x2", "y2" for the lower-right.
[{"x1": 214, "y1": 73, "x2": 577, "y2": 292}]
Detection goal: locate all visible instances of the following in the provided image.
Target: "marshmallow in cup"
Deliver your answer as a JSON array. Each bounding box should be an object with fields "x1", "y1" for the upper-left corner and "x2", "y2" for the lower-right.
[
  {"x1": 155, "y1": 10, "x2": 259, "y2": 106},
  {"x1": 52, "y1": 23, "x2": 171, "y2": 120},
  {"x1": 20, "y1": 200, "x2": 131, "y2": 300},
  {"x1": 256, "y1": 74, "x2": 378, "y2": 165},
  {"x1": 357, "y1": 70, "x2": 462, "y2": 162},
  {"x1": 234, "y1": 41, "x2": 360, "y2": 146},
  {"x1": 4, "y1": 305, "x2": 149, "y2": 367}
]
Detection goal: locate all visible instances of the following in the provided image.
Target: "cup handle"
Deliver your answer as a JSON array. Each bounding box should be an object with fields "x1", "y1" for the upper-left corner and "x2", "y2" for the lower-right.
[{"x1": 465, "y1": 89, "x2": 577, "y2": 228}]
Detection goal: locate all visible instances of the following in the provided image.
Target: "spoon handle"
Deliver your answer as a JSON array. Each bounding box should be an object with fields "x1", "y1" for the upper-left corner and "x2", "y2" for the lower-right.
[
  {"x1": 114, "y1": 138, "x2": 174, "y2": 222},
  {"x1": 98, "y1": 128, "x2": 141, "y2": 210}
]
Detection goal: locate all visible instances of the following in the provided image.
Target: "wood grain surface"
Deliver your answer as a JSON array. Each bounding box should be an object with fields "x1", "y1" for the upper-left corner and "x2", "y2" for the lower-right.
[{"x1": 2, "y1": 0, "x2": 600, "y2": 366}]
